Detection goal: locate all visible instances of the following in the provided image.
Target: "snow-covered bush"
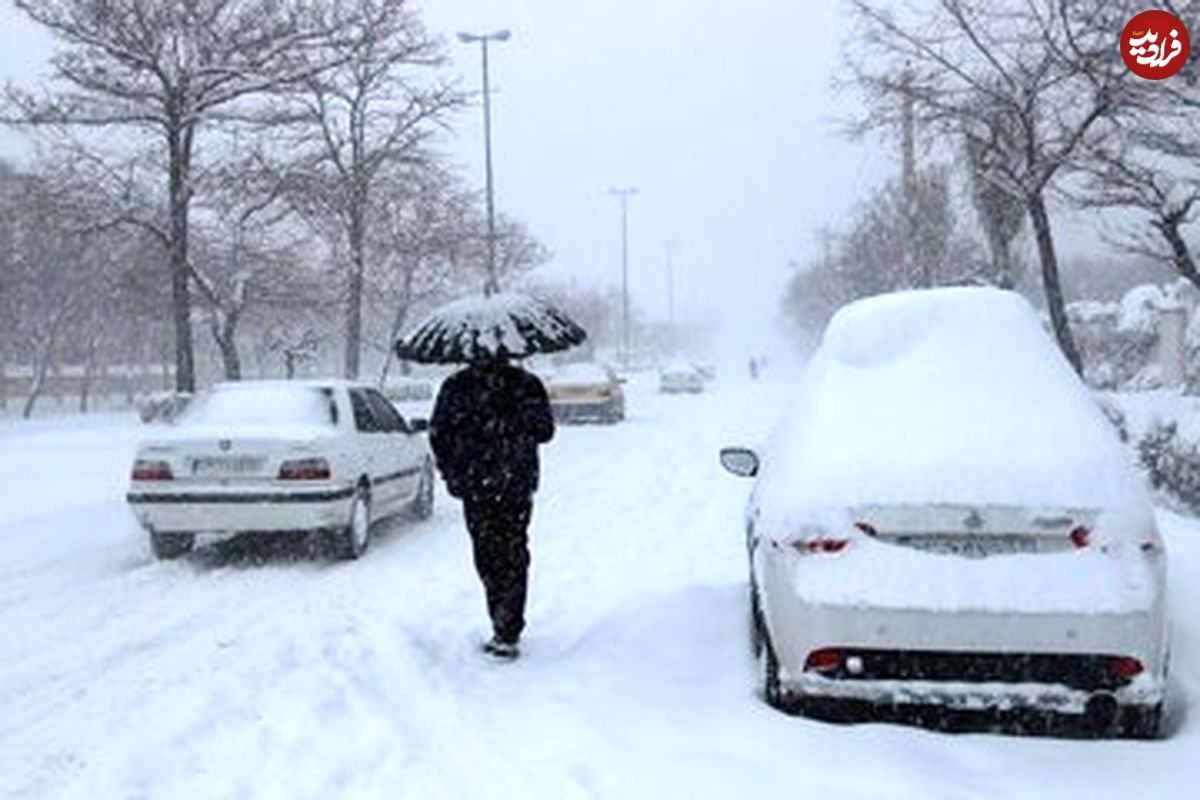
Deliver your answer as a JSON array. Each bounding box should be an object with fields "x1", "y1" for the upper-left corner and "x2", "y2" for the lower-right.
[
  {"x1": 1069, "y1": 296, "x2": 1156, "y2": 390},
  {"x1": 1137, "y1": 420, "x2": 1200, "y2": 513}
]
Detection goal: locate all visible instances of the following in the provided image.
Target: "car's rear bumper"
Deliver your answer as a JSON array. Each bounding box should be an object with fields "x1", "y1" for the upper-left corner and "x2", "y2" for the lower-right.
[
  {"x1": 760, "y1": 581, "x2": 1168, "y2": 716},
  {"x1": 551, "y1": 399, "x2": 621, "y2": 422},
  {"x1": 778, "y1": 667, "x2": 1164, "y2": 716},
  {"x1": 783, "y1": 693, "x2": 1161, "y2": 738},
  {"x1": 127, "y1": 484, "x2": 355, "y2": 533}
]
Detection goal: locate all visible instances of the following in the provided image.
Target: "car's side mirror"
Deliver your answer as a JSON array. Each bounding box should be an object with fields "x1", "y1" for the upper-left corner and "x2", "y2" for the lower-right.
[
  {"x1": 408, "y1": 418, "x2": 430, "y2": 434},
  {"x1": 719, "y1": 447, "x2": 759, "y2": 478}
]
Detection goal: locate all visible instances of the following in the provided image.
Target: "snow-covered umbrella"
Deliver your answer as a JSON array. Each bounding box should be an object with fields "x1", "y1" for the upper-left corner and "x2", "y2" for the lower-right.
[{"x1": 394, "y1": 291, "x2": 587, "y2": 364}]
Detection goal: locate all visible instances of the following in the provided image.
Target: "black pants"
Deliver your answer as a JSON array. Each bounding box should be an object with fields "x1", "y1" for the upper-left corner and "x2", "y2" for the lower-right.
[{"x1": 463, "y1": 493, "x2": 533, "y2": 644}]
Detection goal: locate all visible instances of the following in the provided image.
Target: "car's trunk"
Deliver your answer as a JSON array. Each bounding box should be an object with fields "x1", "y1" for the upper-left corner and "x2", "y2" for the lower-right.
[
  {"x1": 849, "y1": 503, "x2": 1099, "y2": 557},
  {"x1": 141, "y1": 426, "x2": 333, "y2": 484}
]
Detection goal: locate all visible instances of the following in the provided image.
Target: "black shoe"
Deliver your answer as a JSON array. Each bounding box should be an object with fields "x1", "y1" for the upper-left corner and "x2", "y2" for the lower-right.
[{"x1": 482, "y1": 636, "x2": 520, "y2": 660}]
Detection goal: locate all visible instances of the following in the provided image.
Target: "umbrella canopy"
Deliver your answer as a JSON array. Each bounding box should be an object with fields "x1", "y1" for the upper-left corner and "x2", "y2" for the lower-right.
[{"x1": 395, "y1": 291, "x2": 587, "y2": 364}]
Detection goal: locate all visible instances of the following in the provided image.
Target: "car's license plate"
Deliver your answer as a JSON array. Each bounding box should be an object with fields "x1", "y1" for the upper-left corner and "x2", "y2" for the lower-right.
[
  {"x1": 191, "y1": 456, "x2": 264, "y2": 476},
  {"x1": 899, "y1": 535, "x2": 1040, "y2": 558}
]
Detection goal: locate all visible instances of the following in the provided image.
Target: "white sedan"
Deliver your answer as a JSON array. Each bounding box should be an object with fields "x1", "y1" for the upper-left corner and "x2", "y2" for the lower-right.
[
  {"x1": 721, "y1": 288, "x2": 1168, "y2": 738},
  {"x1": 659, "y1": 360, "x2": 705, "y2": 394},
  {"x1": 127, "y1": 380, "x2": 435, "y2": 560}
]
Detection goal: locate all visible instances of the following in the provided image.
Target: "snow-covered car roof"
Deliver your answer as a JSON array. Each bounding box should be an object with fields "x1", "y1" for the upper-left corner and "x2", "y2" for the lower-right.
[
  {"x1": 754, "y1": 287, "x2": 1152, "y2": 526},
  {"x1": 176, "y1": 380, "x2": 345, "y2": 430},
  {"x1": 660, "y1": 359, "x2": 699, "y2": 376},
  {"x1": 547, "y1": 362, "x2": 614, "y2": 385}
]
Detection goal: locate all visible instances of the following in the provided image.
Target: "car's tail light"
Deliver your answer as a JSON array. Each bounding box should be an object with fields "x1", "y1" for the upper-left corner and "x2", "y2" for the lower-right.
[
  {"x1": 1069, "y1": 526, "x2": 1091, "y2": 549},
  {"x1": 1108, "y1": 656, "x2": 1144, "y2": 680},
  {"x1": 790, "y1": 538, "x2": 850, "y2": 555},
  {"x1": 805, "y1": 648, "x2": 845, "y2": 674},
  {"x1": 131, "y1": 459, "x2": 173, "y2": 481},
  {"x1": 278, "y1": 457, "x2": 331, "y2": 480}
]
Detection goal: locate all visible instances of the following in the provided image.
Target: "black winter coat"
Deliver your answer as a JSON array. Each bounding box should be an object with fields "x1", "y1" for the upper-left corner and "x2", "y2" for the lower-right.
[{"x1": 429, "y1": 361, "x2": 555, "y2": 500}]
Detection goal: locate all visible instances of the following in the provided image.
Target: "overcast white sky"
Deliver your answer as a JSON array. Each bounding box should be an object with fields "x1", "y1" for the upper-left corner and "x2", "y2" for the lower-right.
[
  {"x1": 0, "y1": 0, "x2": 893, "y2": 363},
  {"x1": 420, "y1": 0, "x2": 890, "y2": 360}
]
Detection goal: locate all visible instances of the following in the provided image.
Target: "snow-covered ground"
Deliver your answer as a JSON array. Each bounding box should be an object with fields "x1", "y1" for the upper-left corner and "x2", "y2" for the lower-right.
[{"x1": 1, "y1": 374, "x2": 1197, "y2": 799}]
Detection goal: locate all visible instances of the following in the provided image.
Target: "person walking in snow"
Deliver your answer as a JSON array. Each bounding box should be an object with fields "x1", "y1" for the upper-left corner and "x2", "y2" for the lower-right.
[{"x1": 429, "y1": 355, "x2": 555, "y2": 659}]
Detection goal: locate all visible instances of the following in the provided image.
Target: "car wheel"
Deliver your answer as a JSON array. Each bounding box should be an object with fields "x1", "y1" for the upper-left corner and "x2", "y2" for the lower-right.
[
  {"x1": 335, "y1": 488, "x2": 371, "y2": 560},
  {"x1": 749, "y1": 585, "x2": 764, "y2": 658},
  {"x1": 1118, "y1": 702, "x2": 1163, "y2": 739},
  {"x1": 759, "y1": 628, "x2": 785, "y2": 710},
  {"x1": 150, "y1": 531, "x2": 195, "y2": 560},
  {"x1": 410, "y1": 462, "x2": 435, "y2": 520}
]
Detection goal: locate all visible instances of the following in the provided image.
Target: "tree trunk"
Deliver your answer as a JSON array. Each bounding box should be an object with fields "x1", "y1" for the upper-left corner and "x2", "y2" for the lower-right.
[
  {"x1": 1027, "y1": 190, "x2": 1083, "y2": 374},
  {"x1": 379, "y1": 267, "x2": 415, "y2": 386},
  {"x1": 22, "y1": 343, "x2": 54, "y2": 419},
  {"x1": 217, "y1": 322, "x2": 242, "y2": 381},
  {"x1": 23, "y1": 305, "x2": 71, "y2": 419},
  {"x1": 1159, "y1": 218, "x2": 1200, "y2": 291},
  {"x1": 994, "y1": 239, "x2": 1015, "y2": 290},
  {"x1": 210, "y1": 309, "x2": 243, "y2": 380},
  {"x1": 344, "y1": 200, "x2": 365, "y2": 379},
  {"x1": 79, "y1": 337, "x2": 100, "y2": 413},
  {"x1": 987, "y1": 227, "x2": 1016, "y2": 290},
  {"x1": 168, "y1": 117, "x2": 196, "y2": 393}
]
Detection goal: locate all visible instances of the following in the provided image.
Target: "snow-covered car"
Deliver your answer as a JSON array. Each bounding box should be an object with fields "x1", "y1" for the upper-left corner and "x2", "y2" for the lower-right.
[
  {"x1": 546, "y1": 362, "x2": 625, "y2": 423},
  {"x1": 720, "y1": 288, "x2": 1169, "y2": 737},
  {"x1": 659, "y1": 360, "x2": 704, "y2": 394},
  {"x1": 382, "y1": 378, "x2": 434, "y2": 403},
  {"x1": 127, "y1": 380, "x2": 435, "y2": 560}
]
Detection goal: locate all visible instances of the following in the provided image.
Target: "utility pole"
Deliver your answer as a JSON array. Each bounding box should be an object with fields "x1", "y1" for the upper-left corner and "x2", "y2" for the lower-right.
[
  {"x1": 610, "y1": 187, "x2": 637, "y2": 366},
  {"x1": 458, "y1": 29, "x2": 512, "y2": 295}
]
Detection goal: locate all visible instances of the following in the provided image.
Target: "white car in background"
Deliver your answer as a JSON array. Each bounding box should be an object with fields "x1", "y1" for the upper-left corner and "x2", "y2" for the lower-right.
[
  {"x1": 127, "y1": 380, "x2": 435, "y2": 560},
  {"x1": 659, "y1": 360, "x2": 704, "y2": 394},
  {"x1": 721, "y1": 288, "x2": 1169, "y2": 738}
]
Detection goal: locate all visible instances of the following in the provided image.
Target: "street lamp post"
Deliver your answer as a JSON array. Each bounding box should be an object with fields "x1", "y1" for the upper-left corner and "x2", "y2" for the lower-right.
[
  {"x1": 458, "y1": 29, "x2": 511, "y2": 296},
  {"x1": 610, "y1": 186, "x2": 637, "y2": 366}
]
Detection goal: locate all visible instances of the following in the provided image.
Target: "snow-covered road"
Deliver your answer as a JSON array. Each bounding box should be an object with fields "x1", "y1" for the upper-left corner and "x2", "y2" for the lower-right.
[{"x1": 1, "y1": 375, "x2": 1197, "y2": 799}]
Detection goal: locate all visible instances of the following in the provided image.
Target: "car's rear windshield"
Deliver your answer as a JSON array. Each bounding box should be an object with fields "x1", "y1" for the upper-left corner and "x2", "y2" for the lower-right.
[
  {"x1": 550, "y1": 364, "x2": 609, "y2": 384},
  {"x1": 179, "y1": 386, "x2": 337, "y2": 427}
]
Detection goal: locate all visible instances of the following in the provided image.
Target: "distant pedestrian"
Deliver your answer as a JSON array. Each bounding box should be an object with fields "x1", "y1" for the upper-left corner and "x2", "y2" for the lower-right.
[{"x1": 429, "y1": 355, "x2": 555, "y2": 660}]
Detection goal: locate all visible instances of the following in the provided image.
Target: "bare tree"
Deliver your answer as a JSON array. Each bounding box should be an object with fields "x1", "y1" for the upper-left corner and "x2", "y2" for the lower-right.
[
  {"x1": 189, "y1": 150, "x2": 309, "y2": 380},
  {"x1": 4, "y1": 0, "x2": 358, "y2": 391},
  {"x1": 1071, "y1": 2, "x2": 1200, "y2": 292},
  {"x1": 845, "y1": 0, "x2": 1140, "y2": 373},
  {"x1": 1076, "y1": 132, "x2": 1200, "y2": 290},
  {"x1": 2, "y1": 163, "x2": 109, "y2": 417},
  {"x1": 780, "y1": 168, "x2": 980, "y2": 350},
  {"x1": 368, "y1": 165, "x2": 472, "y2": 382},
  {"x1": 278, "y1": 0, "x2": 461, "y2": 378}
]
